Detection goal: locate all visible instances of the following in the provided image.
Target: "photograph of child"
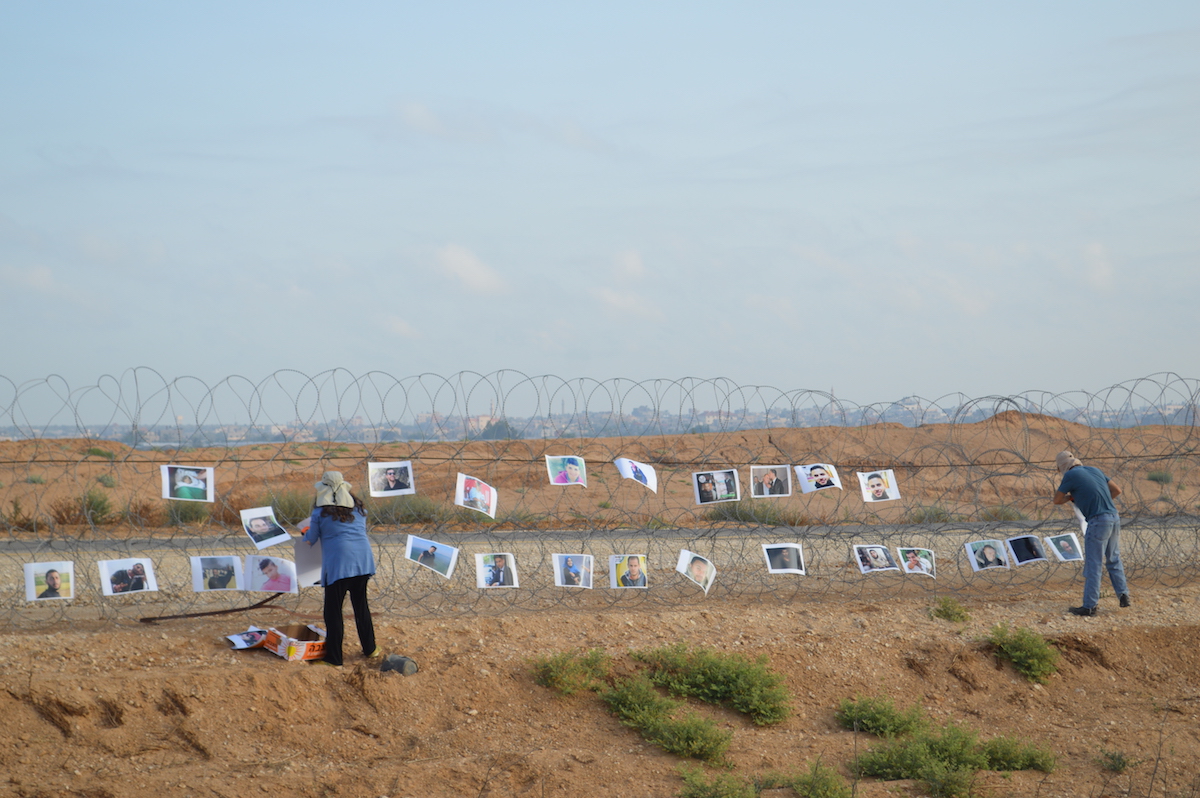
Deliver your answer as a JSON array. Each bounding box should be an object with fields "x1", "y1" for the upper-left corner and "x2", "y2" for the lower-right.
[
  {"x1": 614, "y1": 457, "x2": 657, "y2": 493},
  {"x1": 1007, "y1": 535, "x2": 1047, "y2": 566},
  {"x1": 898, "y1": 548, "x2": 936, "y2": 577},
  {"x1": 161, "y1": 465, "x2": 214, "y2": 502},
  {"x1": 854, "y1": 545, "x2": 898, "y2": 574},
  {"x1": 239, "y1": 507, "x2": 291, "y2": 550},
  {"x1": 546, "y1": 455, "x2": 587, "y2": 486},
  {"x1": 226, "y1": 627, "x2": 267, "y2": 649},
  {"x1": 191, "y1": 556, "x2": 243, "y2": 592},
  {"x1": 796, "y1": 463, "x2": 841, "y2": 493},
  {"x1": 476, "y1": 553, "x2": 519, "y2": 588},
  {"x1": 455, "y1": 473, "x2": 497, "y2": 519},
  {"x1": 751, "y1": 466, "x2": 791, "y2": 497},
  {"x1": 676, "y1": 550, "x2": 716, "y2": 594},
  {"x1": 25, "y1": 561, "x2": 74, "y2": 601},
  {"x1": 763, "y1": 544, "x2": 805, "y2": 574},
  {"x1": 966, "y1": 540, "x2": 1009, "y2": 571},
  {"x1": 369, "y1": 461, "x2": 415, "y2": 497},
  {"x1": 554, "y1": 554, "x2": 594, "y2": 588},
  {"x1": 692, "y1": 470, "x2": 739, "y2": 505},
  {"x1": 856, "y1": 470, "x2": 900, "y2": 503},
  {"x1": 99, "y1": 558, "x2": 157, "y2": 596},
  {"x1": 1047, "y1": 533, "x2": 1084, "y2": 562},
  {"x1": 610, "y1": 554, "x2": 648, "y2": 588},
  {"x1": 406, "y1": 535, "x2": 458, "y2": 579},
  {"x1": 247, "y1": 555, "x2": 298, "y2": 594}
]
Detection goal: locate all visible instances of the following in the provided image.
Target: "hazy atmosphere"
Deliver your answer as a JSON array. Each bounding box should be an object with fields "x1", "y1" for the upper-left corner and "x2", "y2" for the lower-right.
[{"x1": 2, "y1": 3, "x2": 1198, "y2": 401}]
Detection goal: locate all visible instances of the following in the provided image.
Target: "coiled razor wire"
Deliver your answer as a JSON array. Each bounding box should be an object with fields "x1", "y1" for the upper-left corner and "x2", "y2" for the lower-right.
[{"x1": 1, "y1": 369, "x2": 1198, "y2": 627}]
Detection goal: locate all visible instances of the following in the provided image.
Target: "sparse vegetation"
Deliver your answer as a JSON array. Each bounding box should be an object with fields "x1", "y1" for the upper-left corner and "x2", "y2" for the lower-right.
[
  {"x1": 96, "y1": 473, "x2": 118, "y2": 488},
  {"x1": 979, "y1": 504, "x2": 1027, "y2": 522},
  {"x1": 530, "y1": 648, "x2": 611, "y2": 695},
  {"x1": 631, "y1": 642, "x2": 790, "y2": 726},
  {"x1": 601, "y1": 674, "x2": 731, "y2": 763},
  {"x1": 366, "y1": 495, "x2": 450, "y2": 525},
  {"x1": 85, "y1": 447, "x2": 116, "y2": 460},
  {"x1": 705, "y1": 499, "x2": 810, "y2": 528},
  {"x1": 49, "y1": 489, "x2": 113, "y2": 525},
  {"x1": 904, "y1": 504, "x2": 959, "y2": 524},
  {"x1": 2, "y1": 498, "x2": 38, "y2": 531},
  {"x1": 1095, "y1": 747, "x2": 1141, "y2": 773},
  {"x1": 258, "y1": 488, "x2": 312, "y2": 525},
  {"x1": 836, "y1": 695, "x2": 924, "y2": 737},
  {"x1": 677, "y1": 761, "x2": 852, "y2": 798},
  {"x1": 929, "y1": 596, "x2": 971, "y2": 623},
  {"x1": 987, "y1": 623, "x2": 1060, "y2": 683},
  {"x1": 168, "y1": 500, "x2": 209, "y2": 526},
  {"x1": 26, "y1": 475, "x2": 45, "y2": 484},
  {"x1": 1147, "y1": 469, "x2": 1173, "y2": 485},
  {"x1": 123, "y1": 499, "x2": 162, "y2": 526}
]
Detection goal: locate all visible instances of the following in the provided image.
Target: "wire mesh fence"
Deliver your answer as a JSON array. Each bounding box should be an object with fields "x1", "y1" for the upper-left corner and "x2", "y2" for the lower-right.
[{"x1": 2, "y1": 369, "x2": 1198, "y2": 626}]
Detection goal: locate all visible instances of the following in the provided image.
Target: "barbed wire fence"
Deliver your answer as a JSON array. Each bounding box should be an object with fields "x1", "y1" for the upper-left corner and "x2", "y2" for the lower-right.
[{"x1": 2, "y1": 369, "x2": 1198, "y2": 627}]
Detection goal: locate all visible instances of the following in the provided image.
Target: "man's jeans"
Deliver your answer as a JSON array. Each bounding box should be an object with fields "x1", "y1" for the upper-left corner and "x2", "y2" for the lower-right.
[{"x1": 1082, "y1": 512, "x2": 1128, "y2": 608}]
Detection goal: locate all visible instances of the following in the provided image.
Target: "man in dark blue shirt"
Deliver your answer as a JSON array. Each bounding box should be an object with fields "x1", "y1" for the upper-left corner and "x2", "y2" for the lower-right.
[{"x1": 1052, "y1": 451, "x2": 1129, "y2": 616}]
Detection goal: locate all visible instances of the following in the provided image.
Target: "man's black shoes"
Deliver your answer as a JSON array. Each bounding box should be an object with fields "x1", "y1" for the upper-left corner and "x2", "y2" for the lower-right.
[
  {"x1": 1119, "y1": 593, "x2": 1131, "y2": 608},
  {"x1": 1069, "y1": 605, "x2": 1099, "y2": 617}
]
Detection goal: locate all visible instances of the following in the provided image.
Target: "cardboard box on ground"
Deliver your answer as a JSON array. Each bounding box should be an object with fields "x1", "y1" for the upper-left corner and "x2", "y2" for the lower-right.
[{"x1": 264, "y1": 624, "x2": 327, "y2": 661}]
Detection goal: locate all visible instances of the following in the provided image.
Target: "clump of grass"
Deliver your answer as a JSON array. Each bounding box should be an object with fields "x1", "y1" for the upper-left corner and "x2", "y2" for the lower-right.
[
  {"x1": 1095, "y1": 748, "x2": 1140, "y2": 773},
  {"x1": 836, "y1": 695, "x2": 924, "y2": 737},
  {"x1": 168, "y1": 500, "x2": 209, "y2": 526},
  {"x1": 530, "y1": 649, "x2": 611, "y2": 696},
  {"x1": 366, "y1": 494, "x2": 450, "y2": 525},
  {"x1": 258, "y1": 488, "x2": 313, "y2": 525},
  {"x1": 982, "y1": 736, "x2": 1057, "y2": 772},
  {"x1": 631, "y1": 642, "x2": 790, "y2": 726},
  {"x1": 26, "y1": 475, "x2": 45, "y2": 485},
  {"x1": 646, "y1": 515, "x2": 674, "y2": 530},
  {"x1": 598, "y1": 501, "x2": 613, "y2": 509},
  {"x1": 929, "y1": 596, "x2": 971, "y2": 623},
  {"x1": 979, "y1": 504, "x2": 1027, "y2": 522},
  {"x1": 760, "y1": 760, "x2": 853, "y2": 798},
  {"x1": 96, "y1": 473, "x2": 118, "y2": 489},
  {"x1": 1147, "y1": 469, "x2": 1173, "y2": 485},
  {"x1": 123, "y1": 499, "x2": 163, "y2": 526},
  {"x1": 678, "y1": 766, "x2": 756, "y2": 798},
  {"x1": 85, "y1": 446, "x2": 115, "y2": 460},
  {"x1": 987, "y1": 623, "x2": 1059, "y2": 684},
  {"x1": 49, "y1": 489, "x2": 113, "y2": 525},
  {"x1": 601, "y1": 674, "x2": 731, "y2": 763},
  {"x1": 705, "y1": 499, "x2": 810, "y2": 528},
  {"x1": 3, "y1": 498, "x2": 39, "y2": 531},
  {"x1": 904, "y1": 504, "x2": 959, "y2": 524}
]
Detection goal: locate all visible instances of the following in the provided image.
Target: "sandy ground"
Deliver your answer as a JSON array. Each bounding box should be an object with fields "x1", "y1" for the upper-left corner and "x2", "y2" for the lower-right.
[{"x1": 3, "y1": 581, "x2": 1199, "y2": 798}]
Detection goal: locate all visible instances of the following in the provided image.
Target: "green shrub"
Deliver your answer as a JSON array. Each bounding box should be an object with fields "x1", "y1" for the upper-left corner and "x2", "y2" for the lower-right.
[
  {"x1": 632, "y1": 642, "x2": 790, "y2": 725},
  {"x1": 530, "y1": 649, "x2": 610, "y2": 696},
  {"x1": 49, "y1": 489, "x2": 113, "y2": 525},
  {"x1": 929, "y1": 596, "x2": 970, "y2": 623},
  {"x1": 982, "y1": 736, "x2": 1056, "y2": 772},
  {"x1": 987, "y1": 624, "x2": 1059, "y2": 683},
  {"x1": 979, "y1": 504, "x2": 1027, "y2": 522},
  {"x1": 769, "y1": 760, "x2": 852, "y2": 798},
  {"x1": 259, "y1": 488, "x2": 312, "y2": 525},
  {"x1": 26, "y1": 475, "x2": 45, "y2": 484},
  {"x1": 835, "y1": 695, "x2": 924, "y2": 736},
  {"x1": 168, "y1": 501, "x2": 209, "y2": 525},
  {"x1": 705, "y1": 499, "x2": 810, "y2": 528},
  {"x1": 85, "y1": 447, "x2": 116, "y2": 460},
  {"x1": 904, "y1": 505, "x2": 959, "y2": 524},
  {"x1": 1147, "y1": 469, "x2": 1173, "y2": 485},
  {"x1": 96, "y1": 473, "x2": 118, "y2": 489},
  {"x1": 364, "y1": 494, "x2": 447, "y2": 525},
  {"x1": 601, "y1": 674, "x2": 731, "y2": 763},
  {"x1": 678, "y1": 766, "x2": 756, "y2": 798},
  {"x1": 1095, "y1": 748, "x2": 1139, "y2": 773}
]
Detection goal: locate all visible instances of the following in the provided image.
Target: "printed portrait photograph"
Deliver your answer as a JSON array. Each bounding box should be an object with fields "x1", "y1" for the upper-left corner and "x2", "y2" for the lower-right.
[
  {"x1": 676, "y1": 550, "x2": 716, "y2": 594},
  {"x1": 369, "y1": 460, "x2": 415, "y2": 497},
  {"x1": 191, "y1": 556, "x2": 243, "y2": 592},
  {"x1": 545, "y1": 455, "x2": 587, "y2": 486},
  {"x1": 160, "y1": 464, "x2": 214, "y2": 502},
  {"x1": 796, "y1": 463, "x2": 841, "y2": 494},
  {"x1": 247, "y1": 555, "x2": 299, "y2": 594},
  {"x1": 239, "y1": 506, "x2": 291, "y2": 550},
  {"x1": 476, "y1": 552, "x2": 519, "y2": 589},
  {"x1": 692, "y1": 470, "x2": 740, "y2": 505},
  {"x1": 25, "y1": 561, "x2": 74, "y2": 602},
  {"x1": 854, "y1": 545, "x2": 898, "y2": 574},
  {"x1": 762, "y1": 543, "x2": 805, "y2": 574},
  {"x1": 406, "y1": 534, "x2": 458, "y2": 579},
  {"x1": 614, "y1": 457, "x2": 657, "y2": 493},
  {"x1": 1007, "y1": 535, "x2": 1047, "y2": 566},
  {"x1": 1047, "y1": 533, "x2": 1084, "y2": 562},
  {"x1": 966, "y1": 539, "x2": 1009, "y2": 571},
  {"x1": 750, "y1": 465, "x2": 791, "y2": 498},
  {"x1": 856, "y1": 469, "x2": 901, "y2": 503},
  {"x1": 898, "y1": 548, "x2": 936, "y2": 577},
  {"x1": 99, "y1": 557, "x2": 158, "y2": 596},
  {"x1": 226, "y1": 627, "x2": 267, "y2": 649},
  {"x1": 610, "y1": 554, "x2": 648, "y2": 588},
  {"x1": 455, "y1": 473, "x2": 497, "y2": 519},
  {"x1": 554, "y1": 553, "x2": 594, "y2": 589}
]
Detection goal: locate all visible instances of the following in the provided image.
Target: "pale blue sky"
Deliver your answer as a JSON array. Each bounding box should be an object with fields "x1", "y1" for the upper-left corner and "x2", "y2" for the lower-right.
[{"x1": 2, "y1": 2, "x2": 1198, "y2": 403}]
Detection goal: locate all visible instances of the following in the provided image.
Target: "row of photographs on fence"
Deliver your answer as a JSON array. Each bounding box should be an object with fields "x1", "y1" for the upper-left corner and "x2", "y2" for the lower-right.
[{"x1": 21, "y1": 531, "x2": 1084, "y2": 602}]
